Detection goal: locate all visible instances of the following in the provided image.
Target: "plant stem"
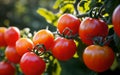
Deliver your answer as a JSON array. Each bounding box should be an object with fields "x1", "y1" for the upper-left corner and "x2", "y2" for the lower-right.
[{"x1": 74, "y1": 0, "x2": 81, "y2": 15}]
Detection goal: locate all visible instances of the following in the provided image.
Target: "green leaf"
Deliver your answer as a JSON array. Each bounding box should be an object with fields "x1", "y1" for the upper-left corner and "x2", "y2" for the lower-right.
[
  {"x1": 37, "y1": 8, "x2": 58, "y2": 26},
  {"x1": 53, "y1": 0, "x2": 62, "y2": 9},
  {"x1": 113, "y1": 33, "x2": 120, "y2": 52},
  {"x1": 59, "y1": 58, "x2": 97, "y2": 75},
  {"x1": 75, "y1": 38, "x2": 87, "y2": 61},
  {"x1": 60, "y1": 3, "x2": 74, "y2": 14}
]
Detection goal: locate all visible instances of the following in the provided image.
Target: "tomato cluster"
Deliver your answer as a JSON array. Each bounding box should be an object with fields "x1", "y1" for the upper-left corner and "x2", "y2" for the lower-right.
[{"x1": 0, "y1": 4, "x2": 120, "y2": 74}]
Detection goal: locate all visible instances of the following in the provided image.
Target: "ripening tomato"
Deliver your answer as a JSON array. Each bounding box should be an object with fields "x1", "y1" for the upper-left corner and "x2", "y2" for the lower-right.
[
  {"x1": 0, "y1": 61, "x2": 16, "y2": 75},
  {"x1": 4, "y1": 26, "x2": 20, "y2": 46},
  {"x1": 57, "y1": 14, "x2": 81, "y2": 36},
  {"x1": 16, "y1": 38, "x2": 34, "y2": 56},
  {"x1": 0, "y1": 27, "x2": 7, "y2": 47},
  {"x1": 83, "y1": 45, "x2": 114, "y2": 72},
  {"x1": 112, "y1": 5, "x2": 120, "y2": 37},
  {"x1": 5, "y1": 46, "x2": 21, "y2": 64},
  {"x1": 79, "y1": 17, "x2": 108, "y2": 45},
  {"x1": 20, "y1": 52, "x2": 46, "y2": 75},
  {"x1": 51, "y1": 37, "x2": 76, "y2": 61},
  {"x1": 33, "y1": 29, "x2": 54, "y2": 50}
]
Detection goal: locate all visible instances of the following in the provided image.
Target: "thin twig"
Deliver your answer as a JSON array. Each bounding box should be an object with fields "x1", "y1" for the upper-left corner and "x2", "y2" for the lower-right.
[{"x1": 74, "y1": 0, "x2": 81, "y2": 15}]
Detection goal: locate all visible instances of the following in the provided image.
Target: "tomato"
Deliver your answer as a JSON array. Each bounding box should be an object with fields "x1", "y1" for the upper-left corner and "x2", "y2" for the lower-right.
[
  {"x1": 33, "y1": 29, "x2": 54, "y2": 50},
  {"x1": 0, "y1": 61, "x2": 16, "y2": 75},
  {"x1": 0, "y1": 27, "x2": 7, "y2": 47},
  {"x1": 4, "y1": 26, "x2": 20, "y2": 46},
  {"x1": 112, "y1": 5, "x2": 120, "y2": 37},
  {"x1": 20, "y1": 52, "x2": 46, "y2": 75},
  {"x1": 79, "y1": 17, "x2": 108, "y2": 45},
  {"x1": 51, "y1": 37, "x2": 76, "y2": 61},
  {"x1": 16, "y1": 38, "x2": 34, "y2": 56},
  {"x1": 5, "y1": 46, "x2": 21, "y2": 64},
  {"x1": 57, "y1": 14, "x2": 81, "y2": 36},
  {"x1": 83, "y1": 45, "x2": 114, "y2": 72}
]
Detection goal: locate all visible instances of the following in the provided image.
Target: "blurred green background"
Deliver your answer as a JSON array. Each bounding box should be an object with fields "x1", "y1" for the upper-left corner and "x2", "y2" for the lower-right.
[
  {"x1": 1, "y1": 0, "x2": 120, "y2": 75},
  {"x1": 0, "y1": 0, "x2": 56, "y2": 32}
]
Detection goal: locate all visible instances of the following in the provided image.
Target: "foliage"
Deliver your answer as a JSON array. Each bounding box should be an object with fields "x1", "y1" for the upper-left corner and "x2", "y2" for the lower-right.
[
  {"x1": 36, "y1": 0, "x2": 120, "y2": 75},
  {"x1": 0, "y1": 0, "x2": 120, "y2": 75}
]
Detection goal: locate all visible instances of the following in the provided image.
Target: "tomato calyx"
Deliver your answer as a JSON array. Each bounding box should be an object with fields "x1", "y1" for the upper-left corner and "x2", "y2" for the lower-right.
[
  {"x1": 33, "y1": 44, "x2": 46, "y2": 55},
  {"x1": 57, "y1": 27, "x2": 78, "y2": 39},
  {"x1": 93, "y1": 35, "x2": 114, "y2": 46},
  {"x1": 30, "y1": 44, "x2": 52, "y2": 63},
  {"x1": 77, "y1": 5, "x2": 104, "y2": 19}
]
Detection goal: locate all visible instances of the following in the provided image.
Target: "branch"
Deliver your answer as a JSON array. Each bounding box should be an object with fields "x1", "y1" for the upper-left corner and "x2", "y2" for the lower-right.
[{"x1": 74, "y1": 0, "x2": 81, "y2": 15}]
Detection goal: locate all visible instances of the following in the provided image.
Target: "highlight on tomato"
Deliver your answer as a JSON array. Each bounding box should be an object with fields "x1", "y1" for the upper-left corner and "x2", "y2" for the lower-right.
[
  {"x1": 51, "y1": 37, "x2": 77, "y2": 61},
  {"x1": 20, "y1": 52, "x2": 46, "y2": 75},
  {"x1": 0, "y1": 61, "x2": 16, "y2": 75},
  {"x1": 79, "y1": 17, "x2": 108, "y2": 45},
  {"x1": 83, "y1": 45, "x2": 115, "y2": 72},
  {"x1": 16, "y1": 38, "x2": 34, "y2": 56},
  {"x1": 5, "y1": 46, "x2": 21, "y2": 64},
  {"x1": 112, "y1": 5, "x2": 120, "y2": 37},
  {"x1": 0, "y1": 27, "x2": 7, "y2": 47},
  {"x1": 4, "y1": 26, "x2": 20, "y2": 46},
  {"x1": 33, "y1": 29, "x2": 54, "y2": 50},
  {"x1": 57, "y1": 13, "x2": 81, "y2": 36}
]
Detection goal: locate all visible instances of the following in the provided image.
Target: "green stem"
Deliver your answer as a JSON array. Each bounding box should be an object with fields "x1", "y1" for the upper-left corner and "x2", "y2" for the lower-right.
[{"x1": 74, "y1": 0, "x2": 81, "y2": 15}]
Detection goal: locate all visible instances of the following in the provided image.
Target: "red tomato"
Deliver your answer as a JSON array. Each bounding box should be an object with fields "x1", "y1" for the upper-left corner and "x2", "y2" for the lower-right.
[
  {"x1": 83, "y1": 45, "x2": 114, "y2": 72},
  {"x1": 20, "y1": 52, "x2": 46, "y2": 75},
  {"x1": 5, "y1": 46, "x2": 21, "y2": 64},
  {"x1": 112, "y1": 5, "x2": 120, "y2": 37},
  {"x1": 16, "y1": 38, "x2": 34, "y2": 56},
  {"x1": 4, "y1": 26, "x2": 20, "y2": 46},
  {"x1": 79, "y1": 17, "x2": 108, "y2": 45},
  {"x1": 0, "y1": 61, "x2": 16, "y2": 75},
  {"x1": 57, "y1": 14, "x2": 81, "y2": 36},
  {"x1": 51, "y1": 37, "x2": 76, "y2": 61},
  {"x1": 33, "y1": 29, "x2": 54, "y2": 50},
  {"x1": 0, "y1": 27, "x2": 7, "y2": 47}
]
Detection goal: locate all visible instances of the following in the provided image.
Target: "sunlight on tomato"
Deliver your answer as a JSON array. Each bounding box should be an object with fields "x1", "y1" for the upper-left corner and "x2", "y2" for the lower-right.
[
  {"x1": 16, "y1": 38, "x2": 34, "y2": 56},
  {"x1": 20, "y1": 52, "x2": 46, "y2": 75},
  {"x1": 112, "y1": 5, "x2": 120, "y2": 37},
  {"x1": 0, "y1": 61, "x2": 16, "y2": 75},
  {"x1": 33, "y1": 29, "x2": 54, "y2": 50},
  {"x1": 4, "y1": 26, "x2": 20, "y2": 46},
  {"x1": 83, "y1": 45, "x2": 115, "y2": 72},
  {"x1": 0, "y1": 27, "x2": 7, "y2": 47}
]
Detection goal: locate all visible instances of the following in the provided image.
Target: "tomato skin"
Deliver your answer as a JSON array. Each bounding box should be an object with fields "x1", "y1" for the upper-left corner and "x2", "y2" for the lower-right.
[
  {"x1": 20, "y1": 52, "x2": 46, "y2": 75},
  {"x1": 4, "y1": 26, "x2": 20, "y2": 46},
  {"x1": 5, "y1": 46, "x2": 21, "y2": 64},
  {"x1": 57, "y1": 14, "x2": 81, "y2": 35},
  {"x1": 0, "y1": 27, "x2": 7, "y2": 47},
  {"x1": 112, "y1": 5, "x2": 120, "y2": 37},
  {"x1": 51, "y1": 37, "x2": 76, "y2": 61},
  {"x1": 0, "y1": 61, "x2": 16, "y2": 75},
  {"x1": 33, "y1": 29, "x2": 54, "y2": 50},
  {"x1": 79, "y1": 17, "x2": 108, "y2": 45},
  {"x1": 83, "y1": 45, "x2": 114, "y2": 72},
  {"x1": 16, "y1": 38, "x2": 34, "y2": 56}
]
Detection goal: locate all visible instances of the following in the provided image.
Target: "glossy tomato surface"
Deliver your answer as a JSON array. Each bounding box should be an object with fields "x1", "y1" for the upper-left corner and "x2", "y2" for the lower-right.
[
  {"x1": 0, "y1": 27, "x2": 7, "y2": 47},
  {"x1": 33, "y1": 29, "x2": 54, "y2": 50},
  {"x1": 16, "y1": 38, "x2": 34, "y2": 56},
  {"x1": 52, "y1": 37, "x2": 76, "y2": 61},
  {"x1": 20, "y1": 52, "x2": 46, "y2": 75},
  {"x1": 112, "y1": 5, "x2": 120, "y2": 37},
  {"x1": 79, "y1": 17, "x2": 108, "y2": 45},
  {"x1": 0, "y1": 61, "x2": 16, "y2": 75},
  {"x1": 4, "y1": 26, "x2": 20, "y2": 46},
  {"x1": 5, "y1": 46, "x2": 21, "y2": 64},
  {"x1": 57, "y1": 14, "x2": 81, "y2": 36},
  {"x1": 83, "y1": 45, "x2": 114, "y2": 72}
]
